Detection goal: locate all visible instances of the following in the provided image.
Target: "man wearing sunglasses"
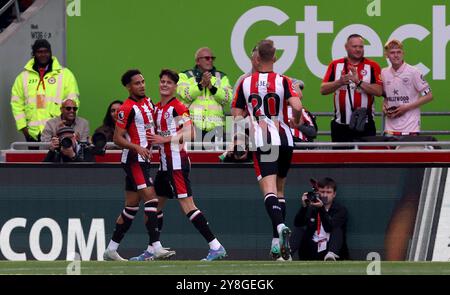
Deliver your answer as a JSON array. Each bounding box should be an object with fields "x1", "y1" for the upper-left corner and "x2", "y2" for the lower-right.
[
  {"x1": 177, "y1": 47, "x2": 233, "y2": 149},
  {"x1": 41, "y1": 98, "x2": 90, "y2": 143}
]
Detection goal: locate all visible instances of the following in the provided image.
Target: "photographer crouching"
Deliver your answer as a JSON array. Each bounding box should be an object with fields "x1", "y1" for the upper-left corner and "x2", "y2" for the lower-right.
[
  {"x1": 290, "y1": 177, "x2": 349, "y2": 261},
  {"x1": 43, "y1": 126, "x2": 103, "y2": 162}
]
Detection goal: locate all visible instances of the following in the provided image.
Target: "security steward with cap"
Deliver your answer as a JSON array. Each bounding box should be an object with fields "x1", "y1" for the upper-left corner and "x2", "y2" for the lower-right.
[{"x1": 44, "y1": 126, "x2": 95, "y2": 162}]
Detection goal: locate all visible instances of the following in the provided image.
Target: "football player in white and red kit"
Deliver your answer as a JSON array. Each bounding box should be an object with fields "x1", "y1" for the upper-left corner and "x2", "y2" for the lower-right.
[
  {"x1": 232, "y1": 40, "x2": 303, "y2": 261},
  {"x1": 104, "y1": 69, "x2": 174, "y2": 261},
  {"x1": 132, "y1": 69, "x2": 226, "y2": 261}
]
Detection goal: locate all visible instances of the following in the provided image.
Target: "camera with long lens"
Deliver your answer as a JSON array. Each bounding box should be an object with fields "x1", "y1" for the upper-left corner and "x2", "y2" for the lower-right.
[
  {"x1": 73, "y1": 132, "x2": 107, "y2": 161},
  {"x1": 59, "y1": 136, "x2": 73, "y2": 149},
  {"x1": 233, "y1": 144, "x2": 246, "y2": 159},
  {"x1": 91, "y1": 132, "x2": 107, "y2": 155},
  {"x1": 305, "y1": 178, "x2": 320, "y2": 204}
]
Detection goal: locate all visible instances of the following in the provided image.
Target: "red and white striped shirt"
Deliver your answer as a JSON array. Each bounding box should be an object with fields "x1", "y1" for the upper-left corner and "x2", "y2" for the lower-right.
[
  {"x1": 232, "y1": 72, "x2": 299, "y2": 148},
  {"x1": 323, "y1": 58, "x2": 382, "y2": 125},
  {"x1": 154, "y1": 97, "x2": 191, "y2": 171},
  {"x1": 288, "y1": 107, "x2": 315, "y2": 142},
  {"x1": 116, "y1": 97, "x2": 155, "y2": 163}
]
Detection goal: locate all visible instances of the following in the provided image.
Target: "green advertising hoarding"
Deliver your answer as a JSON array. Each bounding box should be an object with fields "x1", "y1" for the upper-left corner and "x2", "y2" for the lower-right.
[
  {"x1": 67, "y1": 0, "x2": 450, "y2": 139},
  {"x1": 0, "y1": 164, "x2": 424, "y2": 260}
]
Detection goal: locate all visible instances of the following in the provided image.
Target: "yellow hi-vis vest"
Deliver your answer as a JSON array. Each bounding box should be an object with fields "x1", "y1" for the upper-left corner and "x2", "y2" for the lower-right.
[
  {"x1": 10, "y1": 57, "x2": 80, "y2": 140},
  {"x1": 177, "y1": 67, "x2": 232, "y2": 132}
]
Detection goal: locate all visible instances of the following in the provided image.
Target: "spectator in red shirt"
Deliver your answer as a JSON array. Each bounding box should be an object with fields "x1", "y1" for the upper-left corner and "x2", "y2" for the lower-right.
[{"x1": 320, "y1": 34, "x2": 383, "y2": 143}]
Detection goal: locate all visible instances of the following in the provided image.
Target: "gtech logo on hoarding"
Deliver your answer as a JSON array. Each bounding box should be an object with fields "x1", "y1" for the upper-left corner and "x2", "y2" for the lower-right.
[
  {"x1": 231, "y1": 5, "x2": 450, "y2": 79},
  {"x1": 0, "y1": 218, "x2": 105, "y2": 261}
]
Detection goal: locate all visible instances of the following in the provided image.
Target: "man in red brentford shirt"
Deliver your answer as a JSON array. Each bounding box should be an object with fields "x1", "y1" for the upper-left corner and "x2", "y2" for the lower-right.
[{"x1": 321, "y1": 34, "x2": 383, "y2": 143}]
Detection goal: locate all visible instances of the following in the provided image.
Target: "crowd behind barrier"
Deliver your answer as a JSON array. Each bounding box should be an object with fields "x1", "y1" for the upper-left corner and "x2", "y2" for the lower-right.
[
  {"x1": 1, "y1": 32, "x2": 448, "y2": 149},
  {"x1": 2, "y1": 1, "x2": 450, "y2": 265},
  {"x1": 0, "y1": 0, "x2": 33, "y2": 32}
]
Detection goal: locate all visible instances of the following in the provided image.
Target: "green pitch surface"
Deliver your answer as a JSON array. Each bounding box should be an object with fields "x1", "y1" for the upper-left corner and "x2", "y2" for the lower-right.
[{"x1": 0, "y1": 261, "x2": 449, "y2": 275}]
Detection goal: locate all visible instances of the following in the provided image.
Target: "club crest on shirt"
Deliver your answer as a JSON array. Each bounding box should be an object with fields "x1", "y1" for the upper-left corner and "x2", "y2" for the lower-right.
[
  {"x1": 291, "y1": 83, "x2": 297, "y2": 91},
  {"x1": 164, "y1": 112, "x2": 170, "y2": 119},
  {"x1": 402, "y1": 77, "x2": 410, "y2": 85},
  {"x1": 47, "y1": 77, "x2": 56, "y2": 84},
  {"x1": 118, "y1": 110, "x2": 125, "y2": 121},
  {"x1": 360, "y1": 69, "x2": 367, "y2": 76}
]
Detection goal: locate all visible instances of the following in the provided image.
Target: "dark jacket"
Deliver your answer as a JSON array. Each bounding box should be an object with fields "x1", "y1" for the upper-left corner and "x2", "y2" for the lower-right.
[
  {"x1": 43, "y1": 144, "x2": 95, "y2": 163},
  {"x1": 94, "y1": 125, "x2": 114, "y2": 142},
  {"x1": 294, "y1": 201, "x2": 348, "y2": 258}
]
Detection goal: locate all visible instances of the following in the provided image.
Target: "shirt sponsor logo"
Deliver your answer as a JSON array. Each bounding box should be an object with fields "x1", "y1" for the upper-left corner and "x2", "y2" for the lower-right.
[
  {"x1": 387, "y1": 95, "x2": 410, "y2": 103},
  {"x1": 158, "y1": 130, "x2": 171, "y2": 137},
  {"x1": 145, "y1": 122, "x2": 154, "y2": 130}
]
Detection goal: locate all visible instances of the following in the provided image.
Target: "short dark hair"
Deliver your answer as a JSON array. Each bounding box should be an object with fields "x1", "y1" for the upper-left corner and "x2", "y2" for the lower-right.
[
  {"x1": 347, "y1": 34, "x2": 364, "y2": 42},
  {"x1": 159, "y1": 69, "x2": 179, "y2": 84},
  {"x1": 31, "y1": 39, "x2": 52, "y2": 55},
  {"x1": 318, "y1": 177, "x2": 337, "y2": 192},
  {"x1": 121, "y1": 69, "x2": 142, "y2": 86},
  {"x1": 257, "y1": 39, "x2": 276, "y2": 62}
]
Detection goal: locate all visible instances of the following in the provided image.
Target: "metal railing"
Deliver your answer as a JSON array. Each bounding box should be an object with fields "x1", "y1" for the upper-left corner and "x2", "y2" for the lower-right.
[
  {"x1": 6, "y1": 140, "x2": 450, "y2": 151},
  {"x1": 0, "y1": 0, "x2": 21, "y2": 22},
  {"x1": 8, "y1": 141, "x2": 119, "y2": 150},
  {"x1": 313, "y1": 111, "x2": 450, "y2": 136}
]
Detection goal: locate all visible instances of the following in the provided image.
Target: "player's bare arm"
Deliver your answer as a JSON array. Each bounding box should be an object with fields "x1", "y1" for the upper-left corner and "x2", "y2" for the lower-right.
[
  {"x1": 288, "y1": 96, "x2": 303, "y2": 126},
  {"x1": 231, "y1": 107, "x2": 246, "y2": 118},
  {"x1": 148, "y1": 119, "x2": 194, "y2": 145},
  {"x1": 320, "y1": 75, "x2": 349, "y2": 95},
  {"x1": 114, "y1": 125, "x2": 151, "y2": 160}
]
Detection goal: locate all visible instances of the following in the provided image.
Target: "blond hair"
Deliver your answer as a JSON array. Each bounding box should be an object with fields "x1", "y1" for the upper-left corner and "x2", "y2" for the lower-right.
[{"x1": 384, "y1": 39, "x2": 403, "y2": 52}]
